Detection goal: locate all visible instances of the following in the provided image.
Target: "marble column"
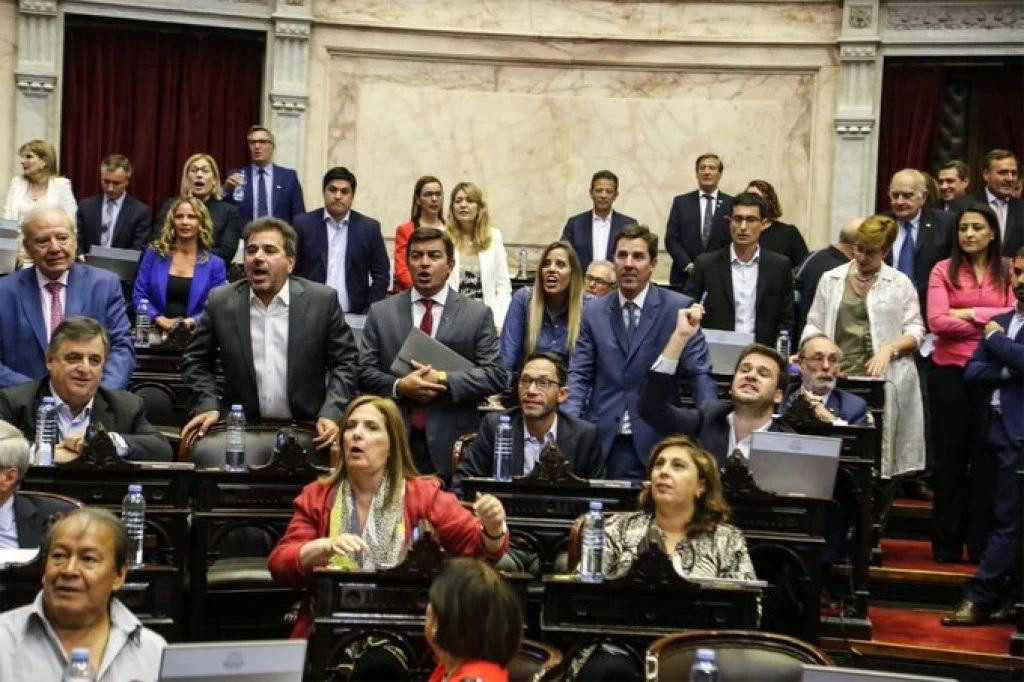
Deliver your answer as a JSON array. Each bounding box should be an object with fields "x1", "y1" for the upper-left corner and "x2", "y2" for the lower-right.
[
  {"x1": 15, "y1": 0, "x2": 62, "y2": 148},
  {"x1": 269, "y1": 0, "x2": 311, "y2": 172}
]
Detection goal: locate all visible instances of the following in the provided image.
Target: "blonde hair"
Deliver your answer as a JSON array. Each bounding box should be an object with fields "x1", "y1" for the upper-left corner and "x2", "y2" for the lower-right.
[
  {"x1": 445, "y1": 182, "x2": 492, "y2": 251},
  {"x1": 857, "y1": 214, "x2": 898, "y2": 250},
  {"x1": 18, "y1": 139, "x2": 59, "y2": 180},
  {"x1": 151, "y1": 196, "x2": 214, "y2": 259},
  {"x1": 178, "y1": 153, "x2": 222, "y2": 200},
  {"x1": 527, "y1": 241, "x2": 584, "y2": 359}
]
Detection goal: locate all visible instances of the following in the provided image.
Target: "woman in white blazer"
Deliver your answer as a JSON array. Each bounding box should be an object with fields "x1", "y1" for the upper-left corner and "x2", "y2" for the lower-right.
[
  {"x1": 802, "y1": 214, "x2": 926, "y2": 479},
  {"x1": 2, "y1": 139, "x2": 77, "y2": 224},
  {"x1": 445, "y1": 181, "x2": 512, "y2": 329}
]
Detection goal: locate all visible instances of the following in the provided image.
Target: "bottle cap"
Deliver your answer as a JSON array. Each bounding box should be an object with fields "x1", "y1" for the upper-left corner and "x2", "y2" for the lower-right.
[
  {"x1": 70, "y1": 647, "x2": 90, "y2": 661},
  {"x1": 589, "y1": 501, "x2": 603, "y2": 512},
  {"x1": 128, "y1": 483, "x2": 142, "y2": 494},
  {"x1": 231, "y1": 404, "x2": 243, "y2": 411},
  {"x1": 696, "y1": 648, "x2": 715, "y2": 661},
  {"x1": 41, "y1": 396, "x2": 56, "y2": 404},
  {"x1": 498, "y1": 414, "x2": 511, "y2": 423}
]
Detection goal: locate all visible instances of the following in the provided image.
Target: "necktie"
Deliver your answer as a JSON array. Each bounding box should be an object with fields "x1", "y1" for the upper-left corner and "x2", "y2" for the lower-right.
[
  {"x1": 992, "y1": 198, "x2": 1007, "y2": 240},
  {"x1": 256, "y1": 169, "x2": 269, "y2": 218},
  {"x1": 45, "y1": 281, "x2": 63, "y2": 335},
  {"x1": 625, "y1": 301, "x2": 637, "y2": 345},
  {"x1": 410, "y1": 299, "x2": 434, "y2": 430},
  {"x1": 896, "y1": 222, "x2": 915, "y2": 281},
  {"x1": 701, "y1": 194, "x2": 714, "y2": 246},
  {"x1": 102, "y1": 199, "x2": 115, "y2": 245}
]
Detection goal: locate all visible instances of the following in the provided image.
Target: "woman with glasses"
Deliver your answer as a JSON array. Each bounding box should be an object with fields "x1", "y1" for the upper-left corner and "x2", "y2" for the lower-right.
[{"x1": 394, "y1": 176, "x2": 444, "y2": 291}]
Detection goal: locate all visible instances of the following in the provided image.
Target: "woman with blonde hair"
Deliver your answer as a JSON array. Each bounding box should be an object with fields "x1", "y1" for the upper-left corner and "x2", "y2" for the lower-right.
[
  {"x1": 154, "y1": 153, "x2": 241, "y2": 264},
  {"x1": 2, "y1": 139, "x2": 77, "y2": 224},
  {"x1": 445, "y1": 181, "x2": 512, "y2": 327}
]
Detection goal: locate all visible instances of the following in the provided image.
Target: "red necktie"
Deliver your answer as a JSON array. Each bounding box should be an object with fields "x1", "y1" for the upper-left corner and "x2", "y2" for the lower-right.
[
  {"x1": 410, "y1": 299, "x2": 434, "y2": 430},
  {"x1": 46, "y1": 281, "x2": 64, "y2": 336}
]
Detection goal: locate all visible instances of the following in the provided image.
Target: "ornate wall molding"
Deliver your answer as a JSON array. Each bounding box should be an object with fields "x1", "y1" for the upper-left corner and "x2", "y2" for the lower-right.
[
  {"x1": 848, "y1": 5, "x2": 873, "y2": 29},
  {"x1": 270, "y1": 94, "x2": 308, "y2": 114},
  {"x1": 834, "y1": 119, "x2": 874, "y2": 138},
  {"x1": 885, "y1": 4, "x2": 1024, "y2": 31},
  {"x1": 15, "y1": 73, "x2": 57, "y2": 95},
  {"x1": 839, "y1": 43, "x2": 878, "y2": 61},
  {"x1": 19, "y1": 0, "x2": 57, "y2": 15},
  {"x1": 275, "y1": 20, "x2": 310, "y2": 39}
]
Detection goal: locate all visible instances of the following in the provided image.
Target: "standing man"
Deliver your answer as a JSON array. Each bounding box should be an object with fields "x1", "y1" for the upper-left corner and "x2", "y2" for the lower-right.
[
  {"x1": 665, "y1": 153, "x2": 733, "y2": 286},
  {"x1": 75, "y1": 154, "x2": 151, "y2": 253},
  {"x1": 561, "y1": 170, "x2": 636, "y2": 273},
  {"x1": 567, "y1": 224, "x2": 717, "y2": 480},
  {"x1": 973, "y1": 149, "x2": 1022, "y2": 258},
  {"x1": 222, "y1": 125, "x2": 306, "y2": 226},
  {"x1": 683, "y1": 192, "x2": 794, "y2": 347},
  {"x1": 180, "y1": 218, "x2": 359, "y2": 449},
  {"x1": 293, "y1": 167, "x2": 389, "y2": 314},
  {"x1": 936, "y1": 160, "x2": 970, "y2": 212},
  {"x1": 794, "y1": 217, "x2": 859, "y2": 336}
]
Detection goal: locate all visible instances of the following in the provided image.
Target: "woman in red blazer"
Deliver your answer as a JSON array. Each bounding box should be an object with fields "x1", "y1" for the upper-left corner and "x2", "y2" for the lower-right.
[
  {"x1": 267, "y1": 394, "x2": 508, "y2": 639},
  {"x1": 394, "y1": 176, "x2": 445, "y2": 291}
]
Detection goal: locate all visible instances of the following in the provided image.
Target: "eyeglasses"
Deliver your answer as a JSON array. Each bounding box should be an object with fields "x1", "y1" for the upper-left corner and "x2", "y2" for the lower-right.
[
  {"x1": 518, "y1": 376, "x2": 559, "y2": 391},
  {"x1": 585, "y1": 275, "x2": 614, "y2": 286},
  {"x1": 730, "y1": 215, "x2": 762, "y2": 225},
  {"x1": 801, "y1": 353, "x2": 840, "y2": 366}
]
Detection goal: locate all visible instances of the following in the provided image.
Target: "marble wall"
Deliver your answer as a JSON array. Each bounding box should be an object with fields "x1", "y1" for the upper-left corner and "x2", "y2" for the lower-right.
[{"x1": 0, "y1": 0, "x2": 19, "y2": 178}]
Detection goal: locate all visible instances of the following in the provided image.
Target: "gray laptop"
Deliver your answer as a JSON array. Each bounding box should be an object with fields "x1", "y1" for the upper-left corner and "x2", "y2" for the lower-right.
[
  {"x1": 802, "y1": 665, "x2": 956, "y2": 681},
  {"x1": 0, "y1": 238, "x2": 19, "y2": 274},
  {"x1": 702, "y1": 329, "x2": 755, "y2": 375},
  {"x1": 85, "y1": 245, "x2": 141, "y2": 281},
  {"x1": 159, "y1": 639, "x2": 306, "y2": 681},
  {"x1": 748, "y1": 431, "x2": 841, "y2": 498},
  {"x1": 0, "y1": 226, "x2": 19, "y2": 239}
]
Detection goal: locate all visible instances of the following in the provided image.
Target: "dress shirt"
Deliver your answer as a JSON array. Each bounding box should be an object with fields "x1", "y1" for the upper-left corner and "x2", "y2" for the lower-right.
[
  {"x1": 392, "y1": 287, "x2": 449, "y2": 398},
  {"x1": 985, "y1": 188, "x2": 1009, "y2": 241},
  {"x1": 891, "y1": 211, "x2": 921, "y2": 269},
  {"x1": 499, "y1": 287, "x2": 572, "y2": 385},
  {"x1": 100, "y1": 193, "x2": 125, "y2": 247},
  {"x1": 250, "y1": 280, "x2": 292, "y2": 419},
  {"x1": 616, "y1": 284, "x2": 650, "y2": 435},
  {"x1": 927, "y1": 257, "x2": 1014, "y2": 368},
  {"x1": 591, "y1": 211, "x2": 612, "y2": 263},
  {"x1": 522, "y1": 416, "x2": 557, "y2": 475},
  {"x1": 990, "y1": 305, "x2": 1024, "y2": 409},
  {"x1": 35, "y1": 269, "x2": 70, "y2": 340},
  {"x1": 27, "y1": 385, "x2": 129, "y2": 457},
  {"x1": 0, "y1": 495, "x2": 16, "y2": 549},
  {"x1": 726, "y1": 411, "x2": 772, "y2": 459},
  {"x1": 324, "y1": 210, "x2": 351, "y2": 312},
  {"x1": 730, "y1": 245, "x2": 760, "y2": 335},
  {"x1": 251, "y1": 164, "x2": 274, "y2": 218},
  {"x1": 699, "y1": 189, "x2": 720, "y2": 231}
]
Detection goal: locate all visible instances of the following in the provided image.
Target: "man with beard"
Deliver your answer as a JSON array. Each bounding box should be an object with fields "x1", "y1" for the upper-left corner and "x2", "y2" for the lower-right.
[{"x1": 780, "y1": 334, "x2": 871, "y2": 426}]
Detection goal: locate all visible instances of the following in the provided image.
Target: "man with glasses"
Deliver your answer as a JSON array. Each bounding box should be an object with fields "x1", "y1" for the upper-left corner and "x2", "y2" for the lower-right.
[
  {"x1": 583, "y1": 260, "x2": 616, "y2": 300},
  {"x1": 780, "y1": 333, "x2": 871, "y2": 426},
  {"x1": 454, "y1": 351, "x2": 603, "y2": 491},
  {"x1": 223, "y1": 125, "x2": 306, "y2": 225},
  {"x1": 75, "y1": 154, "x2": 151, "y2": 254}
]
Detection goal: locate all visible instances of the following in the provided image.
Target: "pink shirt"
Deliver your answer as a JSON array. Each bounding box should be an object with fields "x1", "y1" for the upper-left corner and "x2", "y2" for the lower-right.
[{"x1": 927, "y1": 257, "x2": 1014, "y2": 367}]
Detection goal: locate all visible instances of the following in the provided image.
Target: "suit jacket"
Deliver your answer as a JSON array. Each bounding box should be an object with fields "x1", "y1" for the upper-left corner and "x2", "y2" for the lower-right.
[
  {"x1": 131, "y1": 247, "x2": 228, "y2": 319},
  {"x1": 566, "y1": 285, "x2": 717, "y2": 467},
  {"x1": 683, "y1": 246, "x2": 794, "y2": 346},
  {"x1": 884, "y1": 207, "x2": 954, "y2": 325},
  {"x1": 13, "y1": 492, "x2": 72, "y2": 549},
  {"x1": 155, "y1": 197, "x2": 242, "y2": 265},
  {"x1": 560, "y1": 209, "x2": 637, "y2": 271},
  {"x1": 665, "y1": 190, "x2": 733, "y2": 285},
  {"x1": 181, "y1": 276, "x2": 359, "y2": 423},
  {"x1": 359, "y1": 288, "x2": 507, "y2": 476},
  {"x1": 453, "y1": 408, "x2": 604, "y2": 491},
  {"x1": 637, "y1": 370, "x2": 791, "y2": 468},
  {"x1": 222, "y1": 163, "x2": 306, "y2": 225},
  {"x1": 0, "y1": 378, "x2": 172, "y2": 461},
  {"x1": 970, "y1": 190, "x2": 1024, "y2": 259},
  {"x1": 293, "y1": 209, "x2": 389, "y2": 314},
  {"x1": 76, "y1": 193, "x2": 151, "y2": 253},
  {"x1": 964, "y1": 310, "x2": 1024, "y2": 443},
  {"x1": 780, "y1": 384, "x2": 870, "y2": 426},
  {"x1": 0, "y1": 264, "x2": 134, "y2": 390}
]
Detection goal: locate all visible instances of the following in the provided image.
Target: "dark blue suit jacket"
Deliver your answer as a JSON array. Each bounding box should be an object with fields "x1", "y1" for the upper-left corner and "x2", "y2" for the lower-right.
[
  {"x1": 566, "y1": 285, "x2": 717, "y2": 467},
  {"x1": 665, "y1": 190, "x2": 733, "y2": 285},
  {"x1": 965, "y1": 310, "x2": 1024, "y2": 443},
  {"x1": 76, "y1": 193, "x2": 151, "y2": 253},
  {"x1": 132, "y1": 247, "x2": 228, "y2": 319},
  {"x1": 780, "y1": 384, "x2": 870, "y2": 426},
  {"x1": 223, "y1": 163, "x2": 306, "y2": 225},
  {"x1": 0, "y1": 264, "x2": 134, "y2": 389},
  {"x1": 560, "y1": 209, "x2": 636, "y2": 271},
  {"x1": 293, "y1": 208, "x2": 390, "y2": 314}
]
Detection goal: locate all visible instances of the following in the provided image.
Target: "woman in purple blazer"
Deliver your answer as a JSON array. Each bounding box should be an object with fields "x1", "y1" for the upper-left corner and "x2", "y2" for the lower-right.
[{"x1": 132, "y1": 196, "x2": 227, "y2": 334}]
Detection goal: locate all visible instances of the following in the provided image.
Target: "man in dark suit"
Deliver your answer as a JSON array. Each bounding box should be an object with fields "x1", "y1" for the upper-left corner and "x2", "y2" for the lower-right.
[
  {"x1": 180, "y1": 218, "x2": 359, "y2": 450},
  {"x1": 222, "y1": 125, "x2": 306, "y2": 225},
  {"x1": 360, "y1": 227, "x2": 506, "y2": 480},
  {"x1": 683, "y1": 192, "x2": 794, "y2": 347},
  {"x1": 567, "y1": 224, "x2": 717, "y2": 480},
  {"x1": 972, "y1": 149, "x2": 1023, "y2": 258},
  {"x1": 455, "y1": 351, "x2": 603, "y2": 491},
  {"x1": 944, "y1": 250, "x2": 1024, "y2": 626},
  {"x1": 0, "y1": 317, "x2": 171, "y2": 462},
  {"x1": 560, "y1": 170, "x2": 636, "y2": 273},
  {"x1": 293, "y1": 167, "x2": 389, "y2": 314},
  {"x1": 0, "y1": 420, "x2": 47, "y2": 549},
  {"x1": 665, "y1": 153, "x2": 733, "y2": 286},
  {"x1": 936, "y1": 160, "x2": 970, "y2": 213},
  {"x1": 75, "y1": 154, "x2": 151, "y2": 254},
  {"x1": 0, "y1": 206, "x2": 134, "y2": 389},
  {"x1": 794, "y1": 217, "x2": 858, "y2": 336},
  {"x1": 780, "y1": 334, "x2": 870, "y2": 426}
]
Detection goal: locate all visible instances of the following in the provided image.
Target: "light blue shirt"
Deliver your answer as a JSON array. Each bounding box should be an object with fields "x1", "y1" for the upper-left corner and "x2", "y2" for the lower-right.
[
  {"x1": 251, "y1": 164, "x2": 274, "y2": 218},
  {"x1": 522, "y1": 417, "x2": 557, "y2": 475},
  {"x1": 891, "y1": 210, "x2": 921, "y2": 262},
  {"x1": 0, "y1": 496, "x2": 17, "y2": 549},
  {"x1": 324, "y1": 210, "x2": 351, "y2": 312}
]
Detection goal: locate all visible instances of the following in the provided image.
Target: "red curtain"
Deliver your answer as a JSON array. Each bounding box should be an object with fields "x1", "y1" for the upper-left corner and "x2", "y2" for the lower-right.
[
  {"x1": 875, "y1": 63, "x2": 944, "y2": 211},
  {"x1": 60, "y1": 19, "x2": 263, "y2": 213},
  {"x1": 968, "y1": 65, "x2": 1024, "y2": 189}
]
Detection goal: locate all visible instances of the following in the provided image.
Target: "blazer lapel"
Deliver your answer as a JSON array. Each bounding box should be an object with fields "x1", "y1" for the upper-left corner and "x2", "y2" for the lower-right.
[
  {"x1": 233, "y1": 285, "x2": 259, "y2": 392},
  {"x1": 511, "y1": 413, "x2": 526, "y2": 476},
  {"x1": 628, "y1": 286, "x2": 662, "y2": 361},
  {"x1": 719, "y1": 250, "x2": 736, "y2": 313},
  {"x1": 89, "y1": 389, "x2": 116, "y2": 432},
  {"x1": 435, "y1": 289, "x2": 460, "y2": 346},
  {"x1": 286, "y1": 278, "x2": 306, "y2": 395},
  {"x1": 577, "y1": 216, "x2": 594, "y2": 262},
  {"x1": 13, "y1": 495, "x2": 41, "y2": 549},
  {"x1": 186, "y1": 258, "x2": 207, "y2": 316},
  {"x1": 64, "y1": 266, "x2": 85, "y2": 317},
  {"x1": 17, "y1": 270, "x2": 47, "y2": 353},
  {"x1": 754, "y1": 254, "x2": 770, "y2": 314},
  {"x1": 608, "y1": 295, "x2": 629, "y2": 357}
]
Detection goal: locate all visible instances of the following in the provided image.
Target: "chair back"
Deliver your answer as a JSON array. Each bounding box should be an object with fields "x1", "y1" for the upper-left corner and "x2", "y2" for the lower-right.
[
  {"x1": 510, "y1": 638, "x2": 563, "y2": 682},
  {"x1": 451, "y1": 431, "x2": 477, "y2": 476},
  {"x1": 645, "y1": 630, "x2": 833, "y2": 682},
  {"x1": 180, "y1": 420, "x2": 322, "y2": 468},
  {"x1": 16, "y1": 490, "x2": 83, "y2": 513},
  {"x1": 566, "y1": 514, "x2": 586, "y2": 572}
]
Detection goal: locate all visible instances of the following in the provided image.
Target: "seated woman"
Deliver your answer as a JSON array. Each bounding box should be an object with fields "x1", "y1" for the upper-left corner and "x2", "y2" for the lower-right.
[
  {"x1": 394, "y1": 176, "x2": 445, "y2": 291},
  {"x1": 425, "y1": 558, "x2": 523, "y2": 682},
  {"x1": 744, "y1": 179, "x2": 808, "y2": 270},
  {"x1": 2, "y1": 139, "x2": 77, "y2": 226},
  {"x1": 155, "y1": 153, "x2": 242, "y2": 264},
  {"x1": 133, "y1": 196, "x2": 227, "y2": 336},
  {"x1": 267, "y1": 395, "x2": 510, "y2": 638},
  {"x1": 500, "y1": 240, "x2": 585, "y2": 392}
]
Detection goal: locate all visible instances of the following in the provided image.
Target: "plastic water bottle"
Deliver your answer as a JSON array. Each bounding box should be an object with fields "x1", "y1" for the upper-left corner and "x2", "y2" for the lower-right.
[
  {"x1": 689, "y1": 648, "x2": 718, "y2": 681},
  {"x1": 135, "y1": 298, "x2": 151, "y2": 348},
  {"x1": 225, "y1": 404, "x2": 246, "y2": 471},
  {"x1": 776, "y1": 329, "x2": 791, "y2": 360},
  {"x1": 579, "y1": 501, "x2": 604, "y2": 583},
  {"x1": 33, "y1": 396, "x2": 58, "y2": 466},
  {"x1": 63, "y1": 647, "x2": 93, "y2": 682},
  {"x1": 232, "y1": 172, "x2": 246, "y2": 202},
  {"x1": 493, "y1": 414, "x2": 514, "y2": 481},
  {"x1": 121, "y1": 484, "x2": 145, "y2": 569}
]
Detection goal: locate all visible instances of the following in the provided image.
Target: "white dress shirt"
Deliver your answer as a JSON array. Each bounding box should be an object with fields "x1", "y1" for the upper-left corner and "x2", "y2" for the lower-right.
[
  {"x1": 730, "y1": 245, "x2": 760, "y2": 335},
  {"x1": 250, "y1": 280, "x2": 292, "y2": 419},
  {"x1": 891, "y1": 210, "x2": 921, "y2": 262},
  {"x1": 324, "y1": 210, "x2": 351, "y2": 312},
  {"x1": 523, "y1": 416, "x2": 557, "y2": 475},
  {"x1": 36, "y1": 269, "x2": 70, "y2": 340},
  {"x1": 591, "y1": 211, "x2": 612, "y2": 263},
  {"x1": 616, "y1": 284, "x2": 650, "y2": 435},
  {"x1": 251, "y1": 164, "x2": 275, "y2": 218},
  {"x1": 392, "y1": 287, "x2": 449, "y2": 397},
  {"x1": 699, "y1": 189, "x2": 720, "y2": 230},
  {"x1": 100, "y1": 193, "x2": 125, "y2": 247},
  {"x1": 726, "y1": 412, "x2": 773, "y2": 459},
  {"x1": 0, "y1": 495, "x2": 17, "y2": 549}
]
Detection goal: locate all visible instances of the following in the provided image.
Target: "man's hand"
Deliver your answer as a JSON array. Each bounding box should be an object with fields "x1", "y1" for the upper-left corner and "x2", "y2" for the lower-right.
[
  {"x1": 223, "y1": 172, "x2": 244, "y2": 190},
  {"x1": 685, "y1": 263, "x2": 695, "y2": 275},
  {"x1": 181, "y1": 410, "x2": 219, "y2": 444},
  {"x1": 396, "y1": 363, "x2": 446, "y2": 403},
  {"x1": 672, "y1": 306, "x2": 701, "y2": 342},
  {"x1": 314, "y1": 417, "x2": 340, "y2": 449},
  {"x1": 985, "y1": 320, "x2": 1005, "y2": 337},
  {"x1": 61, "y1": 434, "x2": 86, "y2": 455},
  {"x1": 54, "y1": 446, "x2": 80, "y2": 464}
]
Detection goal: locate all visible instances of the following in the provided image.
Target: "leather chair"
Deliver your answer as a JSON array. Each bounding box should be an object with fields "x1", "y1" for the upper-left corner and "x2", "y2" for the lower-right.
[
  {"x1": 644, "y1": 630, "x2": 833, "y2": 682},
  {"x1": 180, "y1": 419, "x2": 327, "y2": 468},
  {"x1": 451, "y1": 432, "x2": 477, "y2": 477},
  {"x1": 510, "y1": 639, "x2": 563, "y2": 682}
]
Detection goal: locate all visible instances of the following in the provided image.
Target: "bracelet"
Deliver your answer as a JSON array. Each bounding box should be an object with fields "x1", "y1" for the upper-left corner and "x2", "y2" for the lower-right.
[{"x1": 482, "y1": 524, "x2": 506, "y2": 541}]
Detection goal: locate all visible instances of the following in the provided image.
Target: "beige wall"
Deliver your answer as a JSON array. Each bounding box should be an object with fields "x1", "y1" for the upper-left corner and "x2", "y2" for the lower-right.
[{"x1": 0, "y1": 0, "x2": 18, "y2": 179}]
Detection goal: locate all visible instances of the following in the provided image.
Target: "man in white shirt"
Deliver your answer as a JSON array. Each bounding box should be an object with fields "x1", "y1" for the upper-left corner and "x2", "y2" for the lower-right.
[{"x1": 560, "y1": 170, "x2": 636, "y2": 272}]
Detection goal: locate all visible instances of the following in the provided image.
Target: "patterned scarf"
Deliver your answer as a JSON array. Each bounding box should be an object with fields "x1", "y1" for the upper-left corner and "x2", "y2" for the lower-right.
[{"x1": 327, "y1": 472, "x2": 406, "y2": 570}]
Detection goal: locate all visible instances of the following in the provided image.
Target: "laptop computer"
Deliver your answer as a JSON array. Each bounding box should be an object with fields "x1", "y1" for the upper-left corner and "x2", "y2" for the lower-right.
[
  {"x1": 0, "y1": 226, "x2": 19, "y2": 239},
  {"x1": 85, "y1": 245, "x2": 141, "y2": 281},
  {"x1": 702, "y1": 329, "x2": 755, "y2": 375},
  {"x1": 748, "y1": 431, "x2": 841, "y2": 498},
  {"x1": 802, "y1": 664, "x2": 956, "y2": 681},
  {"x1": 0, "y1": 238, "x2": 19, "y2": 275},
  {"x1": 159, "y1": 639, "x2": 306, "y2": 681}
]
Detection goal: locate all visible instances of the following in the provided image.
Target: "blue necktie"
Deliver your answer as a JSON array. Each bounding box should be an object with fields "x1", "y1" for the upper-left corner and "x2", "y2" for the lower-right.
[
  {"x1": 256, "y1": 169, "x2": 269, "y2": 218},
  {"x1": 896, "y1": 222, "x2": 915, "y2": 281},
  {"x1": 625, "y1": 301, "x2": 637, "y2": 344}
]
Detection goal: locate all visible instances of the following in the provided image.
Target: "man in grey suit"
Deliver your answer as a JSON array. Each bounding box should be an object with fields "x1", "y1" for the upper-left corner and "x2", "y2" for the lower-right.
[
  {"x1": 360, "y1": 227, "x2": 506, "y2": 480},
  {"x1": 181, "y1": 218, "x2": 359, "y2": 449}
]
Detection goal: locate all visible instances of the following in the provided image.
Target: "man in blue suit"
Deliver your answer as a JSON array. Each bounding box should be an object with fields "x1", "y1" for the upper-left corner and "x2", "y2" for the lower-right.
[
  {"x1": 222, "y1": 125, "x2": 306, "y2": 225},
  {"x1": 567, "y1": 224, "x2": 717, "y2": 480},
  {"x1": 944, "y1": 249, "x2": 1024, "y2": 626},
  {"x1": 780, "y1": 334, "x2": 871, "y2": 426},
  {"x1": 0, "y1": 206, "x2": 134, "y2": 389},
  {"x1": 293, "y1": 167, "x2": 389, "y2": 314},
  {"x1": 560, "y1": 170, "x2": 636, "y2": 272},
  {"x1": 75, "y1": 154, "x2": 151, "y2": 254},
  {"x1": 665, "y1": 153, "x2": 733, "y2": 286}
]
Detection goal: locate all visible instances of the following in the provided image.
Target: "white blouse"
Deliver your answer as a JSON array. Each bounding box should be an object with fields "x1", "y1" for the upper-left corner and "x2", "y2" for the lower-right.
[{"x1": 2, "y1": 176, "x2": 78, "y2": 225}]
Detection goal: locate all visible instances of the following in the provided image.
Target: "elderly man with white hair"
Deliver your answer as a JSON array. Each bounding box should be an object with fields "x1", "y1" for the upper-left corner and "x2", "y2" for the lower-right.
[{"x1": 0, "y1": 419, "x2": 62, "y2": 549}]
